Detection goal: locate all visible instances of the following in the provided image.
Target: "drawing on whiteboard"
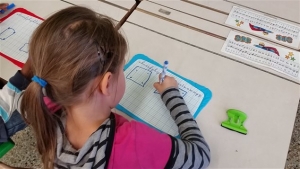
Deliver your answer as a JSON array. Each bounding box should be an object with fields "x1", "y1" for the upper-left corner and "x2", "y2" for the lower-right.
[
  {"x1": 126, "y1": 66, "x2": 152, "y2": 87},
  {"x1": 0, "y1": 27, "x2": 15, "y2": 40},
  {"x1": 17, "y1": 13, "x2": 41, "y2": 25},
  {"x1": 19, "y1": 43, "x2": 29, "y2": 53},
  {"x1": 0, "y1": 9, "x2": 44, "y2": 66},
  {"x1": 117, "y1": 54, "x2": 212, "y2": 137},
  {"x1": 154, "y1": 88, "x2": 187, "y2": 97}
]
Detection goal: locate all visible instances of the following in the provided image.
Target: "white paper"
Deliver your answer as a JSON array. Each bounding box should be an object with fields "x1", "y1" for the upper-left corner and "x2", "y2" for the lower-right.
[
  {"x1": 0, "y1": 12, "x2": 42, "y2": 63},
  {"x1": 222, "y1": 31, "x2": 300, "y2": 80},
  {"x1": 225, "y1": 6, "x2": 300, "y2": 49},
  {"x1": 119, "y1": 59, "x2": 204, "y2": 136}
]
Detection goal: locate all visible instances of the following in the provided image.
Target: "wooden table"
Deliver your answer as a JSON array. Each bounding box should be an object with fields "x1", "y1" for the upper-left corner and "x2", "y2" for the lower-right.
[
  {"x1": 188, "y1": 0, "x2": 300, "y2": 23},
  {"x1": 61, "y1": 0, "x2": 128, "y2": 21},
  {"x1": 92, "y1": 0, "x2": 300, "y2": 168},
  {"x1": 148, "y1": 0, "x2": 300, "y2": 24},
  {"x1": 121, "y1": 20, "x2": 299, "y2": 169}
]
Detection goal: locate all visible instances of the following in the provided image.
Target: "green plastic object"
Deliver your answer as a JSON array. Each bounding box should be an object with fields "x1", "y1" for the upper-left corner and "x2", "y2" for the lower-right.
[
  {"x1": 0, "y1": 139, "x2": 15, "y2": 158},
  {"x1": 221, "y1": 109, "x2": 248, "y2": 135}
]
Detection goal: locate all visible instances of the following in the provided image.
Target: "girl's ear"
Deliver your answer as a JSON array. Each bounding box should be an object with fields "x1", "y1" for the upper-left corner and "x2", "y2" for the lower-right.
[{"x1": 99, "y1": 72, "x2": 112, "y2": 96}]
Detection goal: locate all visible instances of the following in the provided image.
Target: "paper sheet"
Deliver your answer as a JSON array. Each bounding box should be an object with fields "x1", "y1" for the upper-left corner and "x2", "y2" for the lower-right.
[
  {"x1": 222, "y1": 31, "x2": 300, "y2": 79},
  {"x1": 0, "y1": 12, "x2": 42, "y2": 63},
  {"x1": 116, "y1": 54, "x2": 212, "y2": 136},
  {"x1": 225, "y1": 6, "x2": 300, "y2": 49}
]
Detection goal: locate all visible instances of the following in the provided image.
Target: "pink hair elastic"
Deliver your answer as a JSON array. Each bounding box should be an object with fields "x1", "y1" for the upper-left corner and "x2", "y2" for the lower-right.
[{"x1": 43, "y1": 96, "x2": 61, "y2": 114}]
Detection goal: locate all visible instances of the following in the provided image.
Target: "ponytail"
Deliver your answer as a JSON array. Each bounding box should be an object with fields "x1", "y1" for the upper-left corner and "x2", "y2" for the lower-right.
[
  {"x1": 20, "y1": 6, "x2": 128, "y2": 168},
  {"x1": 20, "y1": 81, "x2": 57, "y2": 169}
]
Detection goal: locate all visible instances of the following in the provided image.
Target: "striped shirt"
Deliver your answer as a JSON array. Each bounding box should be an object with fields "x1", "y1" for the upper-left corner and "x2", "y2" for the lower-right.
[
  {"x1": 0, "y1": 71, "x2": 210, "y2": 168},
  {"x1": 162, "y1": 88, "x2": 210, "y2": 168},
  {"x1": 54, "y1": 88, "x2": 210, "y2": 168},
  {"x1": 55, "y1": 114, "x2": 114, "y2": 169}
]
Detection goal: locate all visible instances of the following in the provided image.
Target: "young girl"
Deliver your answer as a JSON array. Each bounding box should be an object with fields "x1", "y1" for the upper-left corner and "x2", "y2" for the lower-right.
[{"x1": 0, "y1": 6, "x2": 210, "y2": 169}]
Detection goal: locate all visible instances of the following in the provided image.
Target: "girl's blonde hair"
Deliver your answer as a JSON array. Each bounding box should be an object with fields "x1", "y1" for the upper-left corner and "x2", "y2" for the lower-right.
[{"x1": 20, "y1": 6, "x2": 127, "y2": 168}]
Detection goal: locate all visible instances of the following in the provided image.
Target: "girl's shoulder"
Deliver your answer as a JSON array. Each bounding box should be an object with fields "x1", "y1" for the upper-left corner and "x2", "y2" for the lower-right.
[
  {"x1": 113, "y1": 113, "x2": 170, "y2": 140},
  {"x1": 114, "y1": 113, "x2": 161, "y2": 138},
  {"x1": 109, "y1": 113, "x2": 172, "y2": 168}
]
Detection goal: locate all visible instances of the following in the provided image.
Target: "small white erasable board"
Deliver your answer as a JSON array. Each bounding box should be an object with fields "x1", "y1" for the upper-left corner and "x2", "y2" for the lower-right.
[
  {"x1": 116, "y1": 54, "x2": 212, "y2": 137},
  {"x1": 225, "y1": 6, "x2": 300, "y2": 49},
  {"x1": 0, "y1": 8, "x2": 43, "y2": 65},
  {"x1": 222, "y1": 31, "x2": 300, "y2": 80}
]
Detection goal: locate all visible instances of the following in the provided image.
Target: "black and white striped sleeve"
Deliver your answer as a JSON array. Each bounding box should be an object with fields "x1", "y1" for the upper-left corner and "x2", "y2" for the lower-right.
[{"x1": 161, "y1": 88, "x2": 210, "y2": 169}]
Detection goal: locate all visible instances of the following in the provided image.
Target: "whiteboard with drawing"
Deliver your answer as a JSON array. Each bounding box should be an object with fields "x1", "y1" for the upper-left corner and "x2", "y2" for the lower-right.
[
  {"x1": 0, "y1": 8, "x2": 43, "y2": 67},
  {"x1": 116, "y1": 54, "x2": 212, "y2": 137}
]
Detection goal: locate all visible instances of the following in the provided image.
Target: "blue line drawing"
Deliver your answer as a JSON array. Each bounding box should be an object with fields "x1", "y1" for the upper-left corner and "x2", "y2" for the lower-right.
[
  {"x1": 19, "y1": 43, "x2": 29, "y2": 53},
  {"x1": 17, "y1": 13, "x2": 41, "y2": 25},
  {"x1": 154, "y1": 87, "x2": 187, "y2": 97},
  {"x1": 126, "y1": 66, "x2": 152, "y2": 87},
  {"x1": 179, "y1": 88, "x2": 187, "y2": 97},
  {"x1": 0, "y1": 27, "x2": 15, "y2": 40}
]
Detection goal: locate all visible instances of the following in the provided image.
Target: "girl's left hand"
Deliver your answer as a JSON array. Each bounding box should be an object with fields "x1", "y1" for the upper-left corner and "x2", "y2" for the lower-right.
[{"x1": 0, "y1": 3, "x2": 9, "y2": 11}]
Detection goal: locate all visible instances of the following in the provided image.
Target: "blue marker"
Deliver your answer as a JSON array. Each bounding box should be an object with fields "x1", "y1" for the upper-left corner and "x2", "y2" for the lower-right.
[
  {"x1": 0, "y1": 3, "x2": 15, "y2": 14},
  {"x1": 160, "y1": 60, "x2": 168, "y2": 84}
]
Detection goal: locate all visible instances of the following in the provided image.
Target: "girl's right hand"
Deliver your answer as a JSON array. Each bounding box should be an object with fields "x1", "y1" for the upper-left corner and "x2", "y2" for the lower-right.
[{"x1": 153, "y1": 75, "x2": 178, "y2": 94}]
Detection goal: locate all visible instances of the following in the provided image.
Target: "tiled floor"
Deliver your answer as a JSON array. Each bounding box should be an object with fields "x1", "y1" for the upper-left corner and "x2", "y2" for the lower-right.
[
  {"x1": 285, "y1": 103, "x2": 300, "y2": 169},
  {"x1": 0, "y1": 127, "x2": 41, "y2": 168},
  {"x1": 1, "y1": 105, "x2": 299, "y2": 168}
]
